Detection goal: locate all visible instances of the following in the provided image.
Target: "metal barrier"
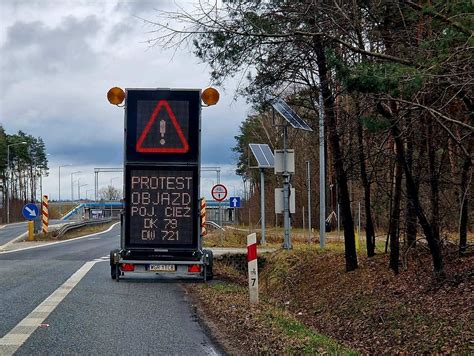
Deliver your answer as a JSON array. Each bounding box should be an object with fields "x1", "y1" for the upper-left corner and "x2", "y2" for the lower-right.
[
  {"x1": 53, "y1": 218, "x2": 114, "y2": 239},
  {"x1": 206, "y1": 221, "x2": 225, "y2": 231}
]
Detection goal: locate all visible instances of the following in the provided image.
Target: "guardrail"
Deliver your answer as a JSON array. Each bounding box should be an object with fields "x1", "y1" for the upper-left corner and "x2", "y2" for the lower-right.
[
  {"x1": 53, "y1": 218, "x2": 114, "y2": 239},
  {"x1": 206, "y1": 221, "x2": 225, "y2": 231}
]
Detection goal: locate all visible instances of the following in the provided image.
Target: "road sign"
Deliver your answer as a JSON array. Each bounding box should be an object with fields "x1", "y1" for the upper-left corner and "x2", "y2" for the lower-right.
[
  {"x1": 211, "y1": 184, "x2": 227, "y2": 202},
  {"x1": 22, "y1": 203, "x2": 39, "y2": 221},
  {"x1": 229, "y1": 196, "x2": 241, "y2": 208},
  {"x1": 125, "y1": 89, "x2": 200, "y2": 164},
  {"x1": 136, "y1": 100, "x2": 189, "y2": 154},
  {"x1": 123, "y1": 89, "x2": 201, "y2": 250}
]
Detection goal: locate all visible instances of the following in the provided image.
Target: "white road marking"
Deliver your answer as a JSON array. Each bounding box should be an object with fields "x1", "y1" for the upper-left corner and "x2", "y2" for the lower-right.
[
  {"x1": 0, "y1": 222, "x2": 120, "y2": 255},
  {"x1": 0, "y1": 260, "x2": 97, "y2": 355},
  {"x1": 92, "y1": 255, "x2": 110, "y2": 262}
]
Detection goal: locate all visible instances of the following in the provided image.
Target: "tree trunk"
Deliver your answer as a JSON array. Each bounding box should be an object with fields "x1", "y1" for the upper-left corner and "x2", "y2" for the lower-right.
[
  {"x1": 427, "y1": 122, "x2": 440, "y2": 243},
  {"x1": 405, "y1": 115, "x2": 417, "y2": 246},
  {"x1": 314, "y1": 36, "x2": 358, "y2": 271},
  {"x1": 389, "y1": 143, "x2": 403, "y2": 274},
  {"x1": 459, "y1": 156, "x2": 471, "y2": 254},
  {"x1": 378, "y1": 102, "x2": 445, "y2": 279},
  {"x1": 357, "y1": 118, "x2": 376, "y2": 257},
  {"x1": 458, "y1": 91, "x2": 473, "y2": 255}
]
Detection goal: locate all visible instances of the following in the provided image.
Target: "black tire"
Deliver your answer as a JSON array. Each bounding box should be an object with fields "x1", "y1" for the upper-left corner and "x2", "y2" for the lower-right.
[
  {"x1": 110, "y1": 250, "x2": 118, "y2": 280},
  {"x1": 204, "y1": 250, "x2": 214, "y2": 281},
  {"x1": 111, "y1": 264, "x2": 117, "y2": 279}
]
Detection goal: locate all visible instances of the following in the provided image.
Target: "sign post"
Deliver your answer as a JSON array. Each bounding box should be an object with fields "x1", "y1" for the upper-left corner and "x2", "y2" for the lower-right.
[{"x1": 247, "y1": 232, "x2": 259, "y2": 304}]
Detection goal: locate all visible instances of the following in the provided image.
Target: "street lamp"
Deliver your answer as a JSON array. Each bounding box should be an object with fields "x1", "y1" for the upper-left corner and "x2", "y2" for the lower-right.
[
  {"x1": 58, "y1": 164, "x2": 72, "y2": 209},
  {"x1": 110, "y1": 176, "x2": 120, "y2": 186},
  {"x1": 6, "y1": 141, "x2": 28, "y2": 224},
  {"x1": 77, "y1": 179, "x2": 88, "y2": 201},
  {"x1": 85, "y1": 189, "x2": 94, "y2": 201},
  {"x1": 71, "y1": 171, "x2": 81, "y2": 201}
]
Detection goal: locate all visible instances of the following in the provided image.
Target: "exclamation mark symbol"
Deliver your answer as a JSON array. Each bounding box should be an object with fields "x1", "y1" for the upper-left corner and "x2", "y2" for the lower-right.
[{"x1": 159, "y1": 119, "x2": 166, "y2": 145}]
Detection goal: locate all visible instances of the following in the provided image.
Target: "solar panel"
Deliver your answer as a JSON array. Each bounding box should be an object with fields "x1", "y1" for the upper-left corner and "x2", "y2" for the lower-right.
[
  {"x1": 249, "y1": 143, "x2": 275, "y2": 168},
  {"x1": 271, "y1": 97, "x2": 313, "y2": 131}
]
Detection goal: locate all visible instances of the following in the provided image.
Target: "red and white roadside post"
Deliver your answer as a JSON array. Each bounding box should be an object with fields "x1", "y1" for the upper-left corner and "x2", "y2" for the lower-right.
[
  {"x1": 200, "y1": 198, "x2": 207, "y2": 236},
  {"x1": 42, "y1": 195, "x2": 49, "y2": 234},
  {"x1": 247, "y1": 232, "x2": 259, "y2": 304}
]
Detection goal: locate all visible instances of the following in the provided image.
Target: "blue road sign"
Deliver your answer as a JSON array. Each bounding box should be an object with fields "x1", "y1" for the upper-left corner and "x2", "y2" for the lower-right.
[
  {"x1": 22, "y1": 203, "x2": 39, "y2": 220},
  {"x1": 229, "y1": 196, "x2": 241, "y2": 208}
]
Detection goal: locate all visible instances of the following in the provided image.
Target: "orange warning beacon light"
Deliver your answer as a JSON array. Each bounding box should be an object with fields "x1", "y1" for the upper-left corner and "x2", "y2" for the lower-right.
[
  {"x1": 107, "y1": 87, "x2": 126, "y2": 105},
  {"x1": 201, "y1": 87, "x2": 220, "y2": 106}
]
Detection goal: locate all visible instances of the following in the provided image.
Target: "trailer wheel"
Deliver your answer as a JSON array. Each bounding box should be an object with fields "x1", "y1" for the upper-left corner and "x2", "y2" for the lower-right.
[
  {"x1": 110, "y1": 250, "x2": 120, "y2": 280},
  {"x1": 111, "y1": 264, "x2": 117, "y2": 279},
  {"x1": 115, "y1": 263, "x2": 120, "y2": 282},
  {"x1": 204, "y1": 250, "x2": 214, "y2": 281}
]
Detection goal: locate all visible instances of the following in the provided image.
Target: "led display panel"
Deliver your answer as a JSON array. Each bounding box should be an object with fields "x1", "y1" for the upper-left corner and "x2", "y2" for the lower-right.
[
  {"x1": 125, "y1": 167, "x2": 198, "y2": 248},
  {"x1": 125, "y1": 89, "x2": 200, "y2": 163}
]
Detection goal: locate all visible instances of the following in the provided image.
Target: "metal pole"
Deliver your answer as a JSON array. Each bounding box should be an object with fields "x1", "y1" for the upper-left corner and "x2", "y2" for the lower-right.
[
  {"x1": 71, "y1": 174, "x2": 74, "y2": 201},
  {"x1": 6, "y1": 146, "x2": 10, "y2": 224},
  {"x1": 302, "y1": 206, "x2": 305, "y2": 238},
  {"x1": 260, "y1": 168, "x2": 266, "y2": 245},
  {"x1": 59, "y1": 166, "x2": 61, "y2": 211},
  {"x1": 306, "y1": 161, "x2": 312, "y2": 243},
  {"x1": 319, "y1": 90, "x2": 326, "y2": 249},
  {"x1": 95, "y1": 171, "x2": 98, "y2": 201},
  {"x1": 283, "y1": 125, "x2": 291, "y2": 249}
]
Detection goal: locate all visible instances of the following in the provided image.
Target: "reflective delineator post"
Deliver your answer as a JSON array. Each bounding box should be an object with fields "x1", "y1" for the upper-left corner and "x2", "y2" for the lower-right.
[
  {"x1": 201, "y1": 198, "x2": 207, "y2": 236},
  {"x1": 247, "y1": 232, "x2": 259, "y2": 304},
  {"x1": 42, "y1": 195, "x2": 49, "y2": 234}
]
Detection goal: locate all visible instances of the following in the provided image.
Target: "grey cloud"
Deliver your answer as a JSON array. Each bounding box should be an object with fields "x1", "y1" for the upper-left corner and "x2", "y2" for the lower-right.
[
  {"x1": 114, "y1": 0, "x2": 173, "y2": 15},
  {"x1": 1, "y1": 15, "x2": 102, "y2": 83},
  {"x1": 49, "y1": 140, "x2": 124, "y2": 167}
]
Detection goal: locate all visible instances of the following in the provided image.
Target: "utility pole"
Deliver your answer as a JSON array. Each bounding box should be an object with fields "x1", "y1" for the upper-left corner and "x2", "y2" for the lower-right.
[
  {"x1": 306, "y1": 161, "x2": 312, "y2": 242},
  {"x1": 319, "y1": 91, "x2": 326, "y2": 249}
]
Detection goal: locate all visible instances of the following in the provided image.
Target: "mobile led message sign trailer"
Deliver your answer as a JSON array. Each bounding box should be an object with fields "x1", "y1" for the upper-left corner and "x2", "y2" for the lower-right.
[{"x1": 124, "y1": 89, "x2": 201, "y2": 252}]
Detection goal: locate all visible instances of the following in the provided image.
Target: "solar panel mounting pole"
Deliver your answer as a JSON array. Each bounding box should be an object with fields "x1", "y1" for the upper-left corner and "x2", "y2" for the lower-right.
[
  {"x1": 283, "y1": 125, "x2": 291, "y2": 249},
  {"x1": 260, "y1": 168, "x2": 266, "y2": 245},
  {"x1": 319, "y1": 91, "x2": 326, "y2": 249},
  {"x1": 306, "y1": 160, "x2": 312, "y2": 243}
]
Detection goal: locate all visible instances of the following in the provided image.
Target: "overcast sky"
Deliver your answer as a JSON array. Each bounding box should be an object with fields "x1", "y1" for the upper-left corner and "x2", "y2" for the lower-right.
[{"x1": 0, "y1": 0, "x2": 249, "y2": 201}]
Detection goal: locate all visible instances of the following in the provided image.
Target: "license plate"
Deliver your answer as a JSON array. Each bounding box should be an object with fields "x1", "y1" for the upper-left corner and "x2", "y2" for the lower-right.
[{"x1": 149, "y1": 264, "x2": 176, "y2": 272}]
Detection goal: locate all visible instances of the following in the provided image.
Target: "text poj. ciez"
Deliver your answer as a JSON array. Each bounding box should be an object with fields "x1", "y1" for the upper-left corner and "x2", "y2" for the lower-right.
[{"x1": 130, "y1": 173, "x2": 193, "y2": 243}]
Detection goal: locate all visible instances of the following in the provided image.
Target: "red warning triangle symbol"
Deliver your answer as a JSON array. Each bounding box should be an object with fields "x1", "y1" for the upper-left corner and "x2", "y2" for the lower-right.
[{"x1": 136, "y1": 100, "x2": 189, "y2": 153}]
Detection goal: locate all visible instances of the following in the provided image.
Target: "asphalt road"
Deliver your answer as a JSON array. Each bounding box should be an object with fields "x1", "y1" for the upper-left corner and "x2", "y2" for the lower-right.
[
  {"x1": 0, "y1": 220, "x2": 65, "y2": 247},
  {"x1": 0, "y1": 223, "x2": 220, "y2": 355}
]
